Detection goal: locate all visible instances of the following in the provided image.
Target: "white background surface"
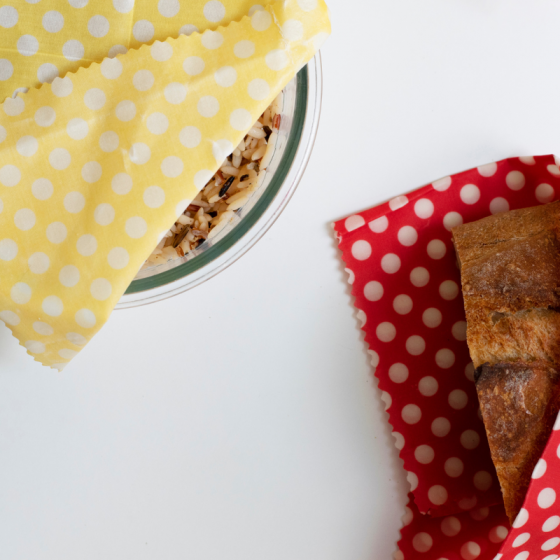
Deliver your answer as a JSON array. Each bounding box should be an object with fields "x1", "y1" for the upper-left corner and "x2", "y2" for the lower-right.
[{"x1": 2, "y1": 1, "x2": 560, "y2": 558}]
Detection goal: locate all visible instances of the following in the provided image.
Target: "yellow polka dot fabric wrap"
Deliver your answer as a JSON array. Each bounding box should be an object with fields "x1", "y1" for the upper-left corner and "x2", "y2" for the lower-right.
[{"x1": 0, "y1": 0, "x2": 330, "y2": 370}]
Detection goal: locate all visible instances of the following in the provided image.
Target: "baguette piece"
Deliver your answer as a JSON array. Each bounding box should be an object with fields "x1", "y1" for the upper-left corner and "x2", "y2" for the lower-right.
[{"x1": 452, "y1": 201, "x2": 560, "y2": 524}]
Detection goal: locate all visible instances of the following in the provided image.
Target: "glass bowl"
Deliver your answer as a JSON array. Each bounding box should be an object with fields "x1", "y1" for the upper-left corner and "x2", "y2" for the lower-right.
[{"x1": 116, "y1": 53, "x2": 323, "y2": 309}]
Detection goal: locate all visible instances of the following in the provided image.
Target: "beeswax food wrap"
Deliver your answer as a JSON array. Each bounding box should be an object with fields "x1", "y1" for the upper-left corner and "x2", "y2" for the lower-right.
[
  {"x1": 334, "y1": 155, "x2": 560, "y2": 559},
  {"x1": 0, "y1": 0, "x2": 330, "y2": 370}
]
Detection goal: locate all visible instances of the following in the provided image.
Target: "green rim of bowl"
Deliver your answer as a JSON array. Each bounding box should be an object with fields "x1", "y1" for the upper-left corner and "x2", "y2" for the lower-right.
[{"x1": 125, "y1": 66, "x2": 309, "y2": 295}]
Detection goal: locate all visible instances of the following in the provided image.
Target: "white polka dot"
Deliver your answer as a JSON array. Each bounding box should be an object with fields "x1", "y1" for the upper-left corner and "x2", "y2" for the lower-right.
[
  {"x1": 59, "y1": 349, "x2": 78, "y2": 360},
  {"x1": 201, "y1": 30, "x2": 224, "y2": 50},
  {"x1": 164, "y1": 82, "x2": 187, "y2": 104},
  {"x1": 109, "y1": 45, "x2": 127, "y2": 58},
  {"x1": 461, "y1": 430, "x2": 480, "y2": 450},
  {"x1": 183, "y1": 56, "x2": 205, "y2": 76},
  {"x1": 381, "y1": 253, "x2": 401, "y2": 273},
  {"x1": 147, "y1": 112, "x2": 169, "y2": 135},
  {"x1": 542, "y1": 538, "x2": 560, "y2": 552},
  {"x1": 67, "y1": 118, "x2": 88, "y2": 140},
  {"x1": 529, "y1": 458, "x2": 546, "y2": 480},
  {"x1": 180, "y1": 126, "x2": 201, "y2": 148},
  {"x1": 282, "y1": 19, "x2": 304, "y2": 41},
  {"x1": 66, "y1": 332, "x2": 87, "y2": 346},
  {"x1": 460, "y1": 542, "x2": 481, "y2": 560},
  {"x1": 25, "y1": 340, "x2": 46, "y2": 355},
  {"x1": 445, "y1": 457, "x2": 464, "y2": 477},
  {"x1": 129, "y1": 143, "x2": 151, "y2": 165},
  {"x1": 151, "y1": 41, "x2": 173, "y2": 62},
  {"x1": 402, "y1": 404, "x2": 421, "y2": 424},
  {"x1": 465, "y1": 363, "x2": 475, "y2": 382},
  {"x1": 62, "y1": 40, "x2": 84, "y2": 61},
  {"x1": 230, "y1": 108, "x2": 252, "y2": 130},
  {"x1": 76, "y1": 234, "x2": 97, "y2": 256},
  {"x1": 414, "y1": 198, "x2": 434, "y2": 219},
  {"x1": 393, "y1": 432, "x2": 405, "y2": 450},
  {"x1": 477, "y1": 162, "x2": 497, "y2": 177},
  {"x1": 512, "y1": 509, "x2": 529, "y2": 529},
  {"x1": 116, "y1": 100, "x2": 136, "y2": 122},
  {"x1": 265, "y1": 49, "x2": 289, "y2": 71},
  {"x1": 84, "y1": 88, "x2": 106, "y2": 110},
  {"x1": 99, "y1": 131, "x2": 119, "y2": 153},
  {"x1": 46, "y1": 222, "x2": 67, "y2": 244},
  {"x1": 35, "y1": 106, "x2": 56, "y2": 127},
  {"x1": 0, "y1": 59, "x2": 13, "y2": 81},
  {"x1": 252, "y1": 9, "x2": 271, "y2": 31},
  {"x1": 203, "y1": 0, "x2": 225, "y2": 22},
  {"x1": 389, "y1": 195, "x2": 408, "y2": 211},
  {"x1": 0, "y1": 165, "x2": 20, "y2": 187},
  {"x1": 351, "y1": 240, "x2": 371, "y2": 261},
  {"x1": 539, "y1": 488, "x2": 557, "y2": 509},
  {"x1": 43, "y1": 10, "x2": 64, "y2": 32},
  {"x1": 3, "y1": 96, "x2": 24, "y2": 116},
  {"x1": 415, "y1": 445, "x2": 434, "y2": 464},
  {"x1": 82, "y1": 161, "x2": 102, "y2": 183},
  {"x1": 126, "y1": 217, "x2": 147, "y2": 238},
  {"x1": 108, "y1": 247, "x2": 129, "y2": 270},
  {"x1": 512, "y1": 552, "x2": 529, "y2": 560},
  {"x1": 376, "y1": 322, "x2": 396, "y2": 342},
  {"x1": 94, "y1": 204, "x2": 115, "y2": 226},
  {"x1": 473, "y1": 471, "x2": 492, "y2": 491},
  {"x1": 389, "y1": 363, "x2": 408, "y2": 383},
  {"x1": 158, "y1": 0, "x2": 180, "y2": 17},
  {"x1": 59, "y1": 265, "x2": 80, "y2": 287},
  {"x1": 368, "y1": 352, "x2": 380, "y2": 370},
  {"x1": 548, "y1": 164, "x2": 560, "y2": 177},
  {"x1": 452, "y1": 321, "x2": 467, "y2": 341},
  {"x1": 440, "y1": 280, "x2": 459, "y2": 300},
  {"x1": 510, "y1": 532, "x2": 530, "y2": 548},
  {"x1": 356, "y1": 310, "x2": 367, "y2": 328},
  {"x1": 11, "y1": 282, "x2": 31, "y2": 304},
  {"x1": 234, "y1": 40, "x2": 255, "y2": 58},
  {"x1": 42, "y1": 295, "x2": 63, "y2": 316},
  {"x1": 133, "y1": 19, "x2": 155, "y2": 42},
  {"x1": 0, "y1": 239, "x2": 17, "y2": 261},
  {"x1": 506, "y1": 170, "x2": 525, "y2": 190},
  {"x1": 192, "y1": 170, "x2": 213, "y2": 191},
  {"x1": 407, "y1": 471, "x2": 418, "y2": 491},
  {"x1": 143, "y1": 186, "x2": 165, "y2": 208},
  {"x1": 111, "y1": 173, "x2": 132, "y2": 195},
  {"x1": 14, "y1": 208, "x2": 36, "y2": 231},
  {"x1": 543, "y1": 516, "x2": 560, "y2": 532},
  {"x1": 519, "y1": 156, "x2": 535, "y2": 165},
  {"x1": 0, "y1": 125, "x2": 5, "y2": 143},
  {"x1": 112, "y1": 0, "x2": 133, "y2": 13},
  {"x1": 33, "y1": 321, "x2": 53, "y2": 335},
  {"x1": 410, "y1": 267, "x2": 429, "y2": 287},
  {"x1": 422, "y1": 308, "x2": 442, "y2": 328},
  {"x1": 437, "y1": 349, "x2": 456, "y2": 369},
  {"x1": 90, "y1": 278, "x2": 112, "y2": 301},
  {"x1": 297, "y1": 0, "x2": 317, "y2": 10},
  {"x1": 179, "y1": 24, "x2": 198, "y2": 36},
  {"x1": 428, "y1": 485, "x2": 448, "y2": 505},
  {"x1": 345, "y1": 215, "x2": 365, "y2": 232},
  {"x1": 427, "y1": 239, "x2": 446, "y2": 259},
  {"x1": 412, "y1": 532, "x2": 432, "y2": 553},
  {"x1": 75, "y1": 309, "x2": 96, "y2": 328},
  {"x1": 211, "y1": 139, "x2": 234, "y2": 163},
  {"x1": 406, "y1": 335, "x2": 425, "y2": 355},
  {"x1": 100, "y1": 58, "x2": 122, "y2": 80},
  {"x1": 397, "y1": 225, "x2": 417, "y2": 246},
  {"x1": 442, "y1": 211, "x2": 463, "y2": 231},
  {"x1": 198, "y1": 96, "x2": 219, "y2": 118},
  {"x1": 432, "y1": 417, "x2": 450, "y2": 437},
  {"x1": 17, "y1": 35, "x2": 39, "y2": 56},
  {"x1": 133, "y1": 70, "x2": 154, "y2": 91},
  {"x1": 175, "y1": 200, "x2": 190, "y2": 218},
  {"x1": 490, "y1": 197, "x2": 509, "y2": 214},
  {"x1": 393, "y1": 294, "x2": 412, "y2": 314},
  {"x1": 16, "y1": 135, "x2": 38, "y2": 158},
  {"x1": 0, "y1": 6, "x2": 18, "y2": 27},
  {"x1": 432, "y1": 176, "x2": 452, "y2": 191},
  {"x1": 161, "y1": 156, "x2": 184, "y2": 178},
  {"x1": 28, "y1": 252, "x2": 50, "y2": 274},
  {"x1": 69, "y1": 0, "x2": 89, "y2": 8},
  {"x1": 363, "y1": 281, "x2": 383, "y2": 301},
  {"x1": 418, "y1": 376, "x2": 438, "y2": 396},
  {"x1": 460, "y1": 184, "x2": 480, "y2": 205},
  {"x1": 51, "y1": 76, "x2": 73, "y2": 97},
  {"x1": 88, "y1": 15, "x2": 109, "y2": 37},
  {"x1": 441, "y1": 517, "x2": 461, "y2": 537},
  {"x1": 248, "y1": 78, "x2": 270, "y2": 100},
  {"x1": 537, "y1": 183, "x2": 555, "y2": 203}
]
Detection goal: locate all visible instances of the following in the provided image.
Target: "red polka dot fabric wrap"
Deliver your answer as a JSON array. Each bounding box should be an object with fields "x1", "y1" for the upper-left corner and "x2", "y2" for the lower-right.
[{"x1": 333, "y1": 154, "x2": 560, "y2": 559}]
